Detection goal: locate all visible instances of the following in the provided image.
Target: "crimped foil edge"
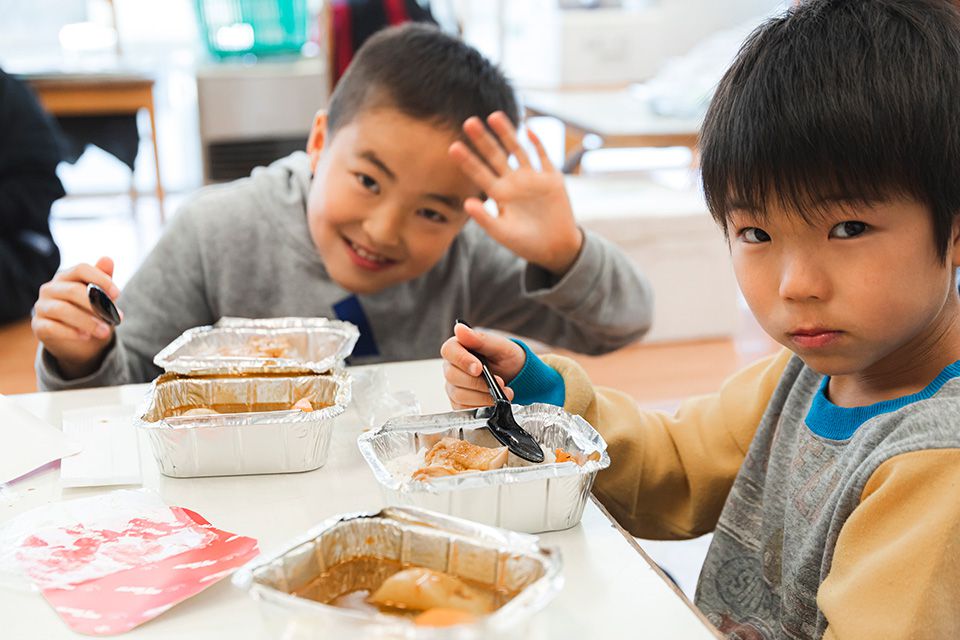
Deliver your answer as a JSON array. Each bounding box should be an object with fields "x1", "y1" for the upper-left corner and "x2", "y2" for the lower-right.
[
  {"x1": 135, "y1": 369, "x2": 352, "y2": 431},
  {"x1": 357, "y1": 403, "x2": 610, "y2": 494},
  {"x1": 153, "y1": 317, "x2": 359, "y2": 375},
  {"x1": 231, "y1": 506, "x2": 563, "y2": 633}
]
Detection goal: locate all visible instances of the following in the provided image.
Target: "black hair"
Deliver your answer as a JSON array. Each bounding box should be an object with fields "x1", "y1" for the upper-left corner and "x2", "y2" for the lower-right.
[
  {"x1": 700, "y1": 0, "x2": 960, "y2": 260},
  {"x1": 326, "y1": 23, "x2": 519, "y2": 137}
]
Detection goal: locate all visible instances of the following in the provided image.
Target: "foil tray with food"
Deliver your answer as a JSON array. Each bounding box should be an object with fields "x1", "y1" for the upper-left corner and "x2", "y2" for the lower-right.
[
  {"x1": 137, "y1": 370, "x2": 351, "y2": 478},
  {"x1": 153, "y1": 317, "x2": 359, "y2": 376},
  {"x1": 357, "y1": 403, "x2": 610, "y2": 533},
  {"x1": 232, "y1": 507, "x2": 562, "y2": 639}
]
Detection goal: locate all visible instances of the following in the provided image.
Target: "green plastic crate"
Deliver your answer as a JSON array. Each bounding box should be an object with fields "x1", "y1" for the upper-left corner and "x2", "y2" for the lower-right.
[{"x1": 195, "y1": 0, "x2": 310, "y2": 58}]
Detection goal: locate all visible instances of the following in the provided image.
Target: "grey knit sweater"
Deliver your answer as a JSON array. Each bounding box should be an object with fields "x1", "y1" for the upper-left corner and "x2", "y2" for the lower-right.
[{"x1": 697, "y1": 355, "x2": 960, "y2": 638}]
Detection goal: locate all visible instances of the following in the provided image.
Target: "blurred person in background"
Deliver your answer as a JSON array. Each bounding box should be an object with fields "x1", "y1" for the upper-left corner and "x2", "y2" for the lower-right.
[{"x1": 0, "y1": 67, "x2": 63, "y2": 324}]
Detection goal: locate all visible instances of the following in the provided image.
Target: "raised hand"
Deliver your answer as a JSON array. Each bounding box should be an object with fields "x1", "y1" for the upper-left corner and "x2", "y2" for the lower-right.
[{"x1": 449, "y1": 111, "x2": 583, "y2": 275}]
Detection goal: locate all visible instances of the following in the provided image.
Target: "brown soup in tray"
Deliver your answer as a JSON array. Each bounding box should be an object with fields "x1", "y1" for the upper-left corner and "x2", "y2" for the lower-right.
[{"x1": 292, "y1": 556, "x2": 518, "y2": 624}]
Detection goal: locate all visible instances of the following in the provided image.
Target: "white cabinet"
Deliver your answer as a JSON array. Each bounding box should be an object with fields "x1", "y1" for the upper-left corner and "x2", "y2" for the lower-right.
[
  {"x1": 566, "y1": 174, "x2": 740, "y2": 343},
  {"x1": 196, "y1": 56, "x2": 327, "y2": 182}
]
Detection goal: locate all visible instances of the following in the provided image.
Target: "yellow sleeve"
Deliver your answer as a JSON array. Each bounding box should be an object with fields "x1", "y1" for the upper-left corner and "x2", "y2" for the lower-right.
[
  {"x1": 542, "y1": 348, "x2": 793, "y2": 539},
  {"x1": 819, "y1": 449, "x2": 960, "y2": 640}
]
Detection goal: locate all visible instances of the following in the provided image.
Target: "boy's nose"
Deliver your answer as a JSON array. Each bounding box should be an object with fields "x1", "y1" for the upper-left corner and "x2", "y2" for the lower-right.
[
  {"x1": 778, "y1": 253, "x2": 831, "y2": 301},
  {"x1": 362, "y1": 205, "x2": 404, "y2": 249}
]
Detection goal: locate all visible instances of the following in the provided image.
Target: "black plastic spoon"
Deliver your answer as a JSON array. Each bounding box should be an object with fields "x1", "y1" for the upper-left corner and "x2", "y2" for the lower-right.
[
  {"x1": 455, "y1": 320, "x2": 544, "y2": 463},
  {"x1": 87, "y1": 283, "x2": 122, "y2": 326}
]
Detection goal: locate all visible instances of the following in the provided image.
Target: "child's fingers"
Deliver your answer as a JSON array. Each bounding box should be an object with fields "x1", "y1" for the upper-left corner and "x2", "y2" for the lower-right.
[
  {"x1": 39, "y1": 280, "x2": 112, "y2": 333},
  {"x1": 462, "y1": 197, "x2": 507, "y2": 241},
  {"x1": 31, "y1": 315, "x2": 92, "y2": 342},
  {"x1": 41, "y1": 279, "x2": 96, "y2": 312},
  {"x1": 446, "y1": 383, "x2": 514, "y2": 410},
  {"x1": 58, "y1": 263, "x2": 120, "y2": 299},
  {"x1": 34, "y1": 296, "x2": 111, "y2": 339},
  {"x1": 452, "y1": 322, "x2": 521, "y2": 365},
  {"x1": 94, "y1": 256, "x2": 116, "y2": 280},
  {"x1": 449, "y1": 141, "x2": 498, "y2": 194},
  {"x1": 442, "y1": 359, "x2": 511, "y2": 394},
  {"x1": 440, "y1": 335, "x2": 482, "y2": 377},
  {"x1": 487, "y1": 112, "x2": 532, "y2": 169},
  {"x1": 446, "y1": 383, "x2": 496, "y2": 409},
  {"x1": 526, "y1": 128, "x2": 555, "y2": 172},
  {"x1": 442, "y1": 360, "x2": 488, "y2": 392},
  {"x1": 463, "y1": 116, "x2": 510, "y2": 175}
]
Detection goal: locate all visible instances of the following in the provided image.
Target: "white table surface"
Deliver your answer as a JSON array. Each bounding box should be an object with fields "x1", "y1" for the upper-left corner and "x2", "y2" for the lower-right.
[
  {"x1": 1, "y1": 359, "x2": 718, "y2": 639},
  {"x1": 523, "y1": 88, "x2": 702, "y2": 139}
]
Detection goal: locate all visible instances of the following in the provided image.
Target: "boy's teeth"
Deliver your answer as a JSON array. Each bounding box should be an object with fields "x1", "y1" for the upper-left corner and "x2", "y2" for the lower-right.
[{"x1": 350, "y1": 240, "x2": 388, "y2": 263}]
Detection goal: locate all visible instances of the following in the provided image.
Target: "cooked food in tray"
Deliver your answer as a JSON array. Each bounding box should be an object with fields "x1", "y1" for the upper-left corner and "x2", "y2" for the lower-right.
[
  {"x1": 171, "y1": 397, "x2": 329, "y2": 418},
  {"x1": 412, "y1": 437, "x2": 509, "y2": 480},
  {"x1": 215, "y1": 335, "x2": 293, "y2": 358},
  {"x1": 293, "y1": 558, "x2": 508, "y2": 627},
  {"x1": 139, "y1": 371, "x2": 350, "y2": 477},
  {"x1": 234, "y1": 507, "x2": 562, "y2": 634},
  {"x1": 402, "y1": 435, "x2": 601, "y2": 482},
  {"x1": 369, "y1": 567, "x2": 495, "y2": 620},
  {"x1": 554, "y1": 448, "x2": 602, "y2": 466}
]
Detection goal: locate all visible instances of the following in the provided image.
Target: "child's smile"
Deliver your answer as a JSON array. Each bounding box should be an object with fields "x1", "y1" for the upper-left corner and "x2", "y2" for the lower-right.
[
  {"x1": 305, "y1": 108, "x2": 478, "y2": 295},
  {"x1": 340, "y1": 233, "x2": 399, "y2": 271}
]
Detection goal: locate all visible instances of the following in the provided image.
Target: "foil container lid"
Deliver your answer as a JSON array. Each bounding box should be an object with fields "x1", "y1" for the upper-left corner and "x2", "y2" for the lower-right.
[
  {"x1": 153, "y1": 317, "x2": 359, "y2": 376},
  {"x1": 232, "y1": 507, "x2": 563, "y2": 634},
  {"x1": 357, "y1": 403, "x2": 610, "y2": 494}
]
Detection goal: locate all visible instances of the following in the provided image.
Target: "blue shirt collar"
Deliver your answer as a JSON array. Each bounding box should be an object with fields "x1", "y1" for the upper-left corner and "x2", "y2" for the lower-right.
[{"x1": 805, "y1": 360, "x2": 960, "y2": 440}]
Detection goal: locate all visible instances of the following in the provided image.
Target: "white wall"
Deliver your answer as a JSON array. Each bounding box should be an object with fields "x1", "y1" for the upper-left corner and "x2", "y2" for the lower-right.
[
  {"x1": 460, "y1": 0, "x2": 785, "y2": 89},
  {"x1": 653, "y1": 0, "x2": 784, "y2": 60}
]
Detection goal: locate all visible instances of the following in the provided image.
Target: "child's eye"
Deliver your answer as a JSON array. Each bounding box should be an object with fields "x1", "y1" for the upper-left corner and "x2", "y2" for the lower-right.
[
  {"x1": 356, "y1": 173, "x2": 380, "y2": 194},
  {"x1": 740, "y1": 227, "x2": 771, "y2": 244},
  {"x1": 417, "y1": 208, "x2": 448, "y2": 224},
  {"x1": 829, "y1": 221, "x2": 867, "y2": 239}
]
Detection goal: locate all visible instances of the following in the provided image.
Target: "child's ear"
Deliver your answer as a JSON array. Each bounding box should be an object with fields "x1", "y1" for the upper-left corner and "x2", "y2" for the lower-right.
[
  {"x1": 951, "y1": 214, "x2": 960, "y2": 268},
  {"x1": 306, "y1": 111, "x2": 328, "y2": 174}
]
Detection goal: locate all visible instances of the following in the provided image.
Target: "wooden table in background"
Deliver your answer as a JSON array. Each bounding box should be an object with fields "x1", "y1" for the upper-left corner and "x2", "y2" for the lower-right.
[
  {"x1": 22, "y1": 72, "x2": 165, "y2": 221},
  {"x1": 523, "y1": 88, "x2": 702, "y2": 173}
]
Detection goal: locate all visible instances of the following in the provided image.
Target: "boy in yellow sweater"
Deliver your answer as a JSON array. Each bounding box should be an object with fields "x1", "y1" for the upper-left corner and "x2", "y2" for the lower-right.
[{"x1": 440, "y1": 0, "x2": 960, "y2": 637}]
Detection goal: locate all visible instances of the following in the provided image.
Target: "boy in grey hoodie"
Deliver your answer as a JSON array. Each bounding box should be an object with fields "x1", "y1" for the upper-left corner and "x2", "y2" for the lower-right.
[{"x1": 32, "y1": 24, "x2": 653, "y2": 390}]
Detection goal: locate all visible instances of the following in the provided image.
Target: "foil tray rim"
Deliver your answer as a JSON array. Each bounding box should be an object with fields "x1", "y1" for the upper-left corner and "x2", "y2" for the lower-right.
[
  {"x1": 232, "y1": 507, "x2": 564, "y2": 631},
  {"x1": 356, "y1": 403, "x2": 611, "y2": 493},
  {"x1": 135, "y1": 369, "x2": 352, "y2": 431},
  {"x1": 153, "y1": 317, "x2": 359, "y2": 375}
]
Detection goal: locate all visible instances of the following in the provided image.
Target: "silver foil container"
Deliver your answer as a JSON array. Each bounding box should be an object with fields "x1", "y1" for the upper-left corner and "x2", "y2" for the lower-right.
[
  {"x1": 357, "y1": 404, "x2": 610, "y2": 533},
  {"x1": 137, "y1": 370, "x2": 351, "y2": 477},
  {"x1": 153, "y1": 317, "x2": 359, "y2": 376},
  {"x1": 232, "y1": 506, "x2": 563, "y2": 639}
]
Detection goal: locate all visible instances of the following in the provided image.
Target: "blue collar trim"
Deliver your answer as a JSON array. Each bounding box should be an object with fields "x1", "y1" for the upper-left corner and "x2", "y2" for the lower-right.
[{"x1": 805, "y1": 360, "x2": 960, "y2": 440}]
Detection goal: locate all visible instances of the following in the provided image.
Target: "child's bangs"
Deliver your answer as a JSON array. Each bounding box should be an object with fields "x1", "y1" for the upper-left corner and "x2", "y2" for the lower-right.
[
  {"x1": 705, "y1": 141, "x2": 908, "y2": 230},
  {"x1": 699, "y1": 2, "x2": 960, "y2": 240}
]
